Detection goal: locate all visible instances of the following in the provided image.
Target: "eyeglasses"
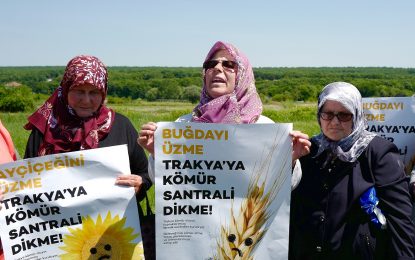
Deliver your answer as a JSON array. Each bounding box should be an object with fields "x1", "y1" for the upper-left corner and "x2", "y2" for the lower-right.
[
  {"x1": 203, "y1": 60, "x2": 237, "y2": 71},
  {"x1": 319, "y1": 111, "x2": 353, "y2": 122}
]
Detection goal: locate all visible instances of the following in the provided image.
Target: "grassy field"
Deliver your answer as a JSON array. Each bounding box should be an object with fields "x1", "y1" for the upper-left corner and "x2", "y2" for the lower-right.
[
  {"x1": 0, "y1": 100, "x2": 320, "y2": 212},
  {"x1": 0, "y1": 100, "x2": 320, "y2": 155}
]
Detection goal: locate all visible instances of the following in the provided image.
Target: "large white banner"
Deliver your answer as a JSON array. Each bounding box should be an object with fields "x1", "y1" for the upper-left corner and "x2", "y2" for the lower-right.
[
  {"x1": 155, "y1": 122, "x2": 292, "y2": 260},
  {"x1": 363, "y1": 97, "x2": 415, "y2": 175},
  {"x1": 0, "y1": 145, "x2": 144, "y2": 259}
]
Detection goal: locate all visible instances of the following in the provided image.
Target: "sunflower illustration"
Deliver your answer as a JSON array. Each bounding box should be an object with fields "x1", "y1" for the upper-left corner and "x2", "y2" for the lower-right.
[{"x1": 60, "y1": 211, "x2": 144, "y2": 260}]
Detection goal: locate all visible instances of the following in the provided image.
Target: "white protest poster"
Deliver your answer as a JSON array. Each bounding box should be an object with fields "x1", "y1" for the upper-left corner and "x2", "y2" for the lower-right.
[
  {"x1": 0, "y1": 145, "x2": 144, "y2": 260},
  {"x1": 155, "y1": 122, "x2": 292, "y2": 260},
  {"x1": 363, "y1": 97, "x2": 415, "y2": 175}
]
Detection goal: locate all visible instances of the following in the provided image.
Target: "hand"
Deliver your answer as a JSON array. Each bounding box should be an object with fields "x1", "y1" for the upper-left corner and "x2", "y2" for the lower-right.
[
  {"x1": 290, "y1": 130, "x2": 311, "y2": 165},
  {"x1": 115, "y1": 174, "x2": 143, "y2": 194},
  {"x1": 138, "y1": 122, "x2": 157, "y2": 156}
]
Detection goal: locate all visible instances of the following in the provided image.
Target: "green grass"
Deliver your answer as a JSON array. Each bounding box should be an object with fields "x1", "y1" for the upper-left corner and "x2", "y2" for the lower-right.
[
  {"x1": 263, "y1": 101, "x2": 320, "y2": 135},
  {"x1": 0, "y1": 100, "x2": 320, "y2": 213},
  {"x1": 0, "y1": 112, "x2": 31, "y2": 158},
  {"x1": 0, "y1": 100, "x2": 320, "y2": 160},
  {"x1": 109, "y1": 100, "x2": 194, "y2": 128}
]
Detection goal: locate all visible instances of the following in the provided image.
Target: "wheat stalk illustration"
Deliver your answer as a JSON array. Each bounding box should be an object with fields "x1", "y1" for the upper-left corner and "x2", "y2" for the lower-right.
[{"x1": 215, "y1": 128, "x2": 290, "y2": 260}]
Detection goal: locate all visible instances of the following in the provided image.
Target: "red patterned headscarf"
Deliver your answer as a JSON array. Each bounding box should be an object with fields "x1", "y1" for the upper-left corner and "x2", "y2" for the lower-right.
[
  {"x1": 192, "y1": 41, "x2": 263, "y2": 124},
  {"x1": 24, "y1": 55, "x2": 115, "y2": 156}
]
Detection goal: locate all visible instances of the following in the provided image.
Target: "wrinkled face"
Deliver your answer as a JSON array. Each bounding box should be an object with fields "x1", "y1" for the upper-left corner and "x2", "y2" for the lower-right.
[
  {"x1": 204, "y1": 49, "x2": 237, "y2": 99},
  {"x1": 320, "y1": 100, "x2": 353, "y2": 141},
  {"x1": 67, "y1": 84, "x2": 103, "y2": 118}
]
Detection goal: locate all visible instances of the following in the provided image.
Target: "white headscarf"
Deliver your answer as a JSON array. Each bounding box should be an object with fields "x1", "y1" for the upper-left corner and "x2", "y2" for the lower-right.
[{"x1": 312, "y1": 82, "x2": 376, "y2": 162}]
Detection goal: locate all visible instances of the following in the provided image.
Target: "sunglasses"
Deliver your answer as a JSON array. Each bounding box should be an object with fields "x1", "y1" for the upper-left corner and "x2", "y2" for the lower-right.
[
  {"x1": 203, "y1": 60, "x2": 237, "y2": 71},
  {"x1": 319, "y1": 111, "x2": 353, "y2": 122}
]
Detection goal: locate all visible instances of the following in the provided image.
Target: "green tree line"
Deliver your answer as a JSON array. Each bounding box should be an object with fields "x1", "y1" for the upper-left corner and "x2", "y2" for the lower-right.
[{"x1": 0, "y1": 67, "x2": 414, "y2": 109}]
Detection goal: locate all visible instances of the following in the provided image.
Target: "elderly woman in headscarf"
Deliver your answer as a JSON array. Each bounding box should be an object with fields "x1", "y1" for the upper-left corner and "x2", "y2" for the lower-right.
[
  {"x1": 289, "y1": 82, "x2": 415, "y2": 260},
  {"x1": 23, "y1": 55, "x2": 154, "y2": 259},
  {"x1": 137, "y1": 41, "x2": 310, "y2": 183}
]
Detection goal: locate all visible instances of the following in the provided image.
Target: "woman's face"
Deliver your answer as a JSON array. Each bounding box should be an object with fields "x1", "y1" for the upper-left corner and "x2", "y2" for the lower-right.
[
  {"x1": 320, "y1": 100, "x2": 353, "y2": 141},
  {"x1": 67, "y1": 84, "x2": 103, "y2": 118},
  {"x1": 204, "y1": 49, "x2": 237, "y2": 99}
]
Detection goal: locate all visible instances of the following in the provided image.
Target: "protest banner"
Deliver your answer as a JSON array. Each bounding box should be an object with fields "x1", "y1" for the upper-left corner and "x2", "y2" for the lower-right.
[
  {"x1": 0, "y1": 145, "x2": 144, "y2": 259},
  {"x1": 363, "y1": 97, "x2": 415, "y2": 175},
  {"x1": 155, "y1": 122, "x2": 292, "y2": 260}
]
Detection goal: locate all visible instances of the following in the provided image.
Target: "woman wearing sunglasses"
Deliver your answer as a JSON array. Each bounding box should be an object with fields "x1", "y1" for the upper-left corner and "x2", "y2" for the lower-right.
[
  {"x1": 289, "y1": 82, "x2": 415, "y2": 259},
  {"x1": 138, "y1": 41, "x2": 310, "y2": 184}
]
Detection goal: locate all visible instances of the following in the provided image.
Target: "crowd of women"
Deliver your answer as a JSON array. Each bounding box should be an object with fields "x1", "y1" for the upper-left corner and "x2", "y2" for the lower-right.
[{"x1": 0, "y1": 41, "x2": 414, "y2": 259}]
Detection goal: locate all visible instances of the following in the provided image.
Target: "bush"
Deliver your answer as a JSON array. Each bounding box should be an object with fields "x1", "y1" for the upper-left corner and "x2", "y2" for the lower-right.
[
  {"x1": 0, "y1": 85, "x2": 35, "y2": 112},
  {"x1": 264, "y1": 105, "x2": 316, "y2": 122},
  {"x1": 106, "y1": 96, "x2": 132, "y2": 104},
  {"x1": 145, "y1": 88, "x2": 159, "y2": 101},
  {"x1": 182, "y1": 85, "x2": 201, "y2": 103}
]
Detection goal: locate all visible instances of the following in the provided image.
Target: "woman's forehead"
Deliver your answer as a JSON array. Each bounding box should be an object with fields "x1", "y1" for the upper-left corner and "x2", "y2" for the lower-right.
[
  {"x1": 71, "y1": 83, "x2": 98, "y2": 91},
  {"x1": 322, "y1": 100, "x2": 350, "y2": 111},
  {"x1": 212, "y1": 49, "x2": 234, "y2": 60}
]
